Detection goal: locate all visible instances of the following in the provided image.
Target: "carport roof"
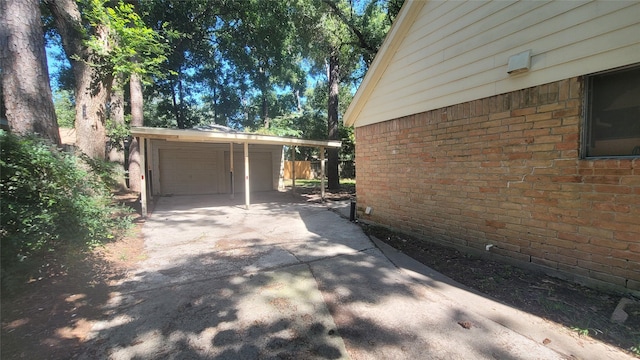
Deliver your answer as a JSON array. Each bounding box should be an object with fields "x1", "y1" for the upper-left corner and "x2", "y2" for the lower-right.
[
  {"x1": 131, "y1": 126, "x2": 342, "y2": 148},
  {"x1": 132, "y1": 126, "x2": 340, "y2": 216}
]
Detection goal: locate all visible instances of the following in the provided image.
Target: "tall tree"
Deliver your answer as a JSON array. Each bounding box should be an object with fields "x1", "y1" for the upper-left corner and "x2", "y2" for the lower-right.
[
  {"x1": 129, "y1": 0, "x2": 400, "y2": 176},
  {"x1": 108, "y1": 75, "x2": 126, "y2": 188},
  {"x1": 299, "y1": 0, "x2": 353, "y2": 189},
  {"x1": 141, "y1": 0, "x2": 222, "y2": 129},
  {"x1": 140, "y1": 0, "x2": 310, "y2": 131},
  {"x1": 45, "y1": 0, "x2": 166, "y2": 159},
  {"x1": 45, "y1": 0, "x2": 113, "y2": 159},
  {"x1": 128, "y1": 72, "x2": 143, "y2": 191},
  {"x1": 327, "y1": 49, "x2": 341, "y2": 189},
  {"x1": 115, "y1": 0, "x2": 168, "y2": 191},
  {"x1": 0, "y1": 0, "x2": 60, "y2": 144},
  {"x1": 304, "y1": 0, "x2": 402, "y2": 189},
  {"x1": 218, "y1": 0, "x2": 306, "y2": 129}
]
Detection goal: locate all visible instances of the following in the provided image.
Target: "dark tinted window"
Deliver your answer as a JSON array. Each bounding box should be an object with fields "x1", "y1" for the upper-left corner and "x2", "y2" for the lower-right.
[{"x1": 585, "y1": 65, "x2": 640, "y2": 157}]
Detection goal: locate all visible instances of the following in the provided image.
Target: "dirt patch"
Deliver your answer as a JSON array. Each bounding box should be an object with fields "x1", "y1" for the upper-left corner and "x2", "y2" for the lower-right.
[
  {"x1": 363, "y1": 224, "x2": 640, "y2": 358},
  {"x1": 289, "y1": 183, "x2": 355, "y2": 202},
  {"x1": 1, "y1": 192, "x2": 146, "y2": 360}
]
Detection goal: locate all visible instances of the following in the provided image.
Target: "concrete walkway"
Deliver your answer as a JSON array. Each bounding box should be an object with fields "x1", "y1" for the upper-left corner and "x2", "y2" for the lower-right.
[{"x1": 81, "y1": 192, "x2": 632, "y2": 359}]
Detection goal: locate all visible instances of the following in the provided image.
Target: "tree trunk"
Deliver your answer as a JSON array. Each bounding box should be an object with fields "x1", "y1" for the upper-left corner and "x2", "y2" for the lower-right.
[
  {"x1": 262, "y1": 95, "x2": 269, "y2": 128},
  {"x1": 108, "y1": 78, "x2": 125, "y2": 160},
  {"x1": 177, "y1": 75, "x2": 185, "y2": 128},
  {"x1": 108, "y1": 75, "x2": 126, "y2": 189},
  {"x1": 74, "y1": 58, "x2": 111, "y2": 159},
  {"x1": 171, "y1": 76, "x2": 187, "y2": 129},
  {"x1": 128, "y1": 73, "x2": 143, "y2": 192},
  {"x1": 327, "y1": 52, "x2": 340, "y2": 190},
  {"x1": 294, "y1": 89, "x2": 301, "y2": 112},
  {"x1": 213, "y1": 85, "x2": 218, "y2": 124},
  {"x1": 0, "y1": 0, "x2": 60, "y2": 144},
  {"x1": 45, "y1": 0, "x2": 111, "y2": 159}
]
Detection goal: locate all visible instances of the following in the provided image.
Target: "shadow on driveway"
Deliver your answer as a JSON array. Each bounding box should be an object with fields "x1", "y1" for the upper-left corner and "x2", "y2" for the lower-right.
[{"x1": 72, "y1": 192, "x2": 563, "y2": 359}]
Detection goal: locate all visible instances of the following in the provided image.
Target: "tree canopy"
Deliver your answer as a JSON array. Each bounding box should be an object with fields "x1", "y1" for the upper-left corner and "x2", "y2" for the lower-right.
[{"x1": 39, "y1": 0, "x2": 403, "y2": 183}]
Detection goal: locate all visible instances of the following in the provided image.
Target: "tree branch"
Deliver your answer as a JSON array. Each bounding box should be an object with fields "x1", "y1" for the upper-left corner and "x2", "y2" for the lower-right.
[
  {"x1": 43, "y1": 0, "x2": 86, "y2": 62},
  {"x1": 321, "y1": 0, "x2": 377, "y2": 56}
]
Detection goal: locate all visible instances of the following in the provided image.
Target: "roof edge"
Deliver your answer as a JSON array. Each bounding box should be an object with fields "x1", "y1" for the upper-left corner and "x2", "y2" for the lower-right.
[
  {"x1": 130, "y1": 127, "x2": 342, "y2": 148},
  {"x1": 343, "y1": 0, "x2": 426, "y2": 127}
]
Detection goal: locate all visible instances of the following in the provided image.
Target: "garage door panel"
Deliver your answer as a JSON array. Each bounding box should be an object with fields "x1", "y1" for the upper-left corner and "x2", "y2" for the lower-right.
[
  {"x1": 250, "y1": 153, "x2": 273, "y2": 192},
  {"x1": 160, "y1": 149, "x2": 218, "y2": 195},
  {"x1": 227, "y1": 151, "x2": 273, "y2": 193}
]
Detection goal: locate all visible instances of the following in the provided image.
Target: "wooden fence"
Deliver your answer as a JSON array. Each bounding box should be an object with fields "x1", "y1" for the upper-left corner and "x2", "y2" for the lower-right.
[{"x1": 283, "y1": 161, "x2": 311, "y2": 180}]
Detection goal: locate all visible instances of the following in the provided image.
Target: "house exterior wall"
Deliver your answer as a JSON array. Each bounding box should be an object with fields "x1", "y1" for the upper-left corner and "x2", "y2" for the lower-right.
[
  {"x1": 351, "y1": 1, "x2": 640, "y2": 128},
  {"x1": 355, "y1": 76, "x2": 640, "y2": 293}
]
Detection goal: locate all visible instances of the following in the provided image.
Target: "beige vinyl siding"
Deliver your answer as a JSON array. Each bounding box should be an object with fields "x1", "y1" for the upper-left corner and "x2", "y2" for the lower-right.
[{"x1": 351, "y1": 0, "x2": 640, "y2": 127}]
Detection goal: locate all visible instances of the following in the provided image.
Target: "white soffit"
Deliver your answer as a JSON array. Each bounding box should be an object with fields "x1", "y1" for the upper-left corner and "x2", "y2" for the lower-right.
[
  {"x1": 343, "y1": 0, "x2": 426, "y2": 127},
  {"x1": 131, "y1": 127, "x2": 342, "y2": 148}
]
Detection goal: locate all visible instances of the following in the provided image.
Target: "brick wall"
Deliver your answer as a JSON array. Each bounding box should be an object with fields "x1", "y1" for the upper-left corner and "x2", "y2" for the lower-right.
[{"x1": 355, "y1": 77, "x2": 640, "y2": 293}]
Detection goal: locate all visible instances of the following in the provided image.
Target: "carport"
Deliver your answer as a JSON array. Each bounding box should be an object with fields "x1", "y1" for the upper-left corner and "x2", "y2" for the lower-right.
[{"x1": 130, "y1": 126, "x2": 341, "y2": 216}]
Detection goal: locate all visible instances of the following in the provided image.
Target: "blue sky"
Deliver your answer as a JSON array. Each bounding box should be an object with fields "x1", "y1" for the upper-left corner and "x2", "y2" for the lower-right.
[{"x1": 45, "y1": 42, "x2": 70, "y2": 92}]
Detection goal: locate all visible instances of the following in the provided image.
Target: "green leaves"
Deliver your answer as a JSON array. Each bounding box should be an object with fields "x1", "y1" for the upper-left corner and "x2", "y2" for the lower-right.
[
  {"x1": 106, "y1": 118, "x2": 130, "y2": 151},
  {"x1": 53, "y1": 90, "x2": 75, "y2": 128},
  {"x1": 82, "y1": 0, "x2": 168, "y2": 80},
  {"x1": 0, "y1": 131, "x2": 132, "y2": 270},
  {"x1": 49, "y1": 0, "x2": 401, "y2": 155}
]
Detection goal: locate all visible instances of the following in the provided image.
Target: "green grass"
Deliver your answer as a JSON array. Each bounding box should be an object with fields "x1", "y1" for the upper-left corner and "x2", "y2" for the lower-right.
[
  {"x1": 630, "y1": 340, "x2": 640, "y2": 357},
  {"x1": 571, "y1": 326, "x2": 590, "y2": 337}
]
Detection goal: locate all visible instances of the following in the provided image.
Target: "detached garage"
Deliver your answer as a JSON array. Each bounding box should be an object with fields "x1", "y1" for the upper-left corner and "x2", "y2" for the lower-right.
[
  {"x1": 130, "y1": 126, "x2": 341, "y2": 215},
  {"x1": 153, "y1": 141, "x2": 281, "y2": 196}
]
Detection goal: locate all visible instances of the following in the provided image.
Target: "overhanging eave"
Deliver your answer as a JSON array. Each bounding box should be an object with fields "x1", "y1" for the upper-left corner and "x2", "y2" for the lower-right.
[{"x1": 131, "y1": 127, "x2": 342, "y2": 148}]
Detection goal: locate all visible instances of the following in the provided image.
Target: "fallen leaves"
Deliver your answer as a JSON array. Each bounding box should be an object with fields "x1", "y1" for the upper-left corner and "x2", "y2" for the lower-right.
[{"x1": 457, "y1": 321, "x2": 473, "y2": 329}]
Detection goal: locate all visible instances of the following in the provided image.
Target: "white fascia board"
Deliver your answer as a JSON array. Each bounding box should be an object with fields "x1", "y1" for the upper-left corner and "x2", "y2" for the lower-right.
[
  {"x1": 130, "y1": 127, "x2": 341, "y2": 148},
  {"x1": 343, "y1": 0, "x2": 427, "y2": 128}
]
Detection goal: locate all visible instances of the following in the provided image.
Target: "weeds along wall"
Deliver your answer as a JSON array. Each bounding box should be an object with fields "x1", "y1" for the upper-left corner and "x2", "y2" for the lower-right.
[{"x1": 355, "y1": 77, "x2": 640, "y2": 294}]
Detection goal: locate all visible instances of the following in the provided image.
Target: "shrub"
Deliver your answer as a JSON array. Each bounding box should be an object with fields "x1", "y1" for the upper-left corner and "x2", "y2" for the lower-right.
[{"x1": 0, "y1": 130, "x2": 132, "y2": 272}]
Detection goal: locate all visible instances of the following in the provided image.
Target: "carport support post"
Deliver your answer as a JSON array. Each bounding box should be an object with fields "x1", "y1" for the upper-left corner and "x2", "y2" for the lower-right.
[
  {"x1": 139, "y1": 137, "x2": 148, "y2": 217},
  {"x1": 320, "y1": 146, "x2": 325, "y2": 201},
  {"x1": 291, "y1": 146, "x2": 296, "y2": 194},
  {"x1": 229, "y1": 142, "x2": 234, "y2": 199},
  {"x1": 244, "y1": 141, "x2": 250, "y2": 209}
]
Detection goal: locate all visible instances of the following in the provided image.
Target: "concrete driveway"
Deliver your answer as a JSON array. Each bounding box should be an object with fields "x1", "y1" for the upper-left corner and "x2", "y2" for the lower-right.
[{"x1": 80, "y1": 192, "x2": 630, "y2": 359}]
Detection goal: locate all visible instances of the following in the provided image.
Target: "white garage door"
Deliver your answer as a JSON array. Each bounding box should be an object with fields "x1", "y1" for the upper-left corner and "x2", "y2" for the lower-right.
[
  {"x1": 227, "y1": 151, "x2": 273, "y2": 192},
  {"x1": 159, "y1": 149, "x2": 219, "y2": 195}
]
